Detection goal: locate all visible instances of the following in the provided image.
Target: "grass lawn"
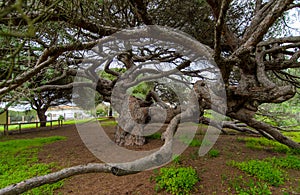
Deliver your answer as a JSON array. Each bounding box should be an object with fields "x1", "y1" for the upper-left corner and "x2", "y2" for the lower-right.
[
  {"x1": 0, "y1": 136, "x2": 66, "y2": 194},
  {"x1": 0, "y1": 117, "x2": 110, "y2": 132}
]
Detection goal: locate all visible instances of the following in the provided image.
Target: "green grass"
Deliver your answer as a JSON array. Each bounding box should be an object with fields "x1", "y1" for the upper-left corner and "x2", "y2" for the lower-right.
[
  {"x1": 179, "y1": 135, "x2": 202, "y2": 147},
  {"x1": 237, "y1": 137, "x2": 300, "y2": 154},
  {"x1": 0, "y1": 121, "x2": 65, "y2": 132},
  {"x1": 266, "y1": 155, "x2": 300, "y2": 170},
  {"x1": 0, "y1": 121, "x2": 60, "y2": 131},
  {"x1": 283, "y1": 131, "x2": 300, "y2": 142},
  {"x1": 0, "y1": 136, "x2": 66, "y2": 194},
  {"x1": 229, "y1": 159, "x2": 285, "y2": 186},
  {"x1": 229, "y1": 155, "x2": 300, "y2": 188},
  {"x1": 0, "y1": 117, "x2": 110, "y2": 132},
  {"x1": 228, "y1": 176, "x2": 272, "y2": 195},
  {"x1": 99, "y1": 120, "x2": 118, "y2": 126}
]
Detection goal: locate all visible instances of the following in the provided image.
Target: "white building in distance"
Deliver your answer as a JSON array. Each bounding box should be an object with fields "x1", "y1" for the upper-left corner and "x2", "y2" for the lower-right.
[{"x1": 46, "y1": 105, "x2": 92, "y2": 120}]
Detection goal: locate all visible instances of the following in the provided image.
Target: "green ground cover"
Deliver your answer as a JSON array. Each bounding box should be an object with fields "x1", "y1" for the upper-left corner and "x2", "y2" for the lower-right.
[{"x1": 0, "y1": 136, "x2": 66, "y2": 194}]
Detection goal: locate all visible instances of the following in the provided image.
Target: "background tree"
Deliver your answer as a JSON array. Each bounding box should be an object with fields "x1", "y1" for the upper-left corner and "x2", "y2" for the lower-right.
[{"x1": 28, "y1": 89, "x2": 72, "y2": 126}]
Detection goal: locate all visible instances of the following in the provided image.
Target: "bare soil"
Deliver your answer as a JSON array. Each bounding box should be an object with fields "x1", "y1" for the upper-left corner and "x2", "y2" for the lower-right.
[{"x1": 3, "y1": 119, "x2": 300, "y2": 195}]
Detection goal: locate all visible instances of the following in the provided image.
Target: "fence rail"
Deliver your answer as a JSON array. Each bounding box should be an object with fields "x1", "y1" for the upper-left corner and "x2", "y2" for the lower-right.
[{"x1": 0, "y1": 120, "x2": 63, "y2": 135}]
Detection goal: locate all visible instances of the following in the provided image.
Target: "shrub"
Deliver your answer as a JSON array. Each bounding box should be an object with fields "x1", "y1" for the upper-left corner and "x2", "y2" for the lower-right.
[{"x1": 154, "y1": 166, "x2": 199, "y2": 195}]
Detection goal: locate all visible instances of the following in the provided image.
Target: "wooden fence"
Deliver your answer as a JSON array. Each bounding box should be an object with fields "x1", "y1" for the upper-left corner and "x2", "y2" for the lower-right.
[{"x1": 0, "y1": 120, "x2": 63, "y2": 135}]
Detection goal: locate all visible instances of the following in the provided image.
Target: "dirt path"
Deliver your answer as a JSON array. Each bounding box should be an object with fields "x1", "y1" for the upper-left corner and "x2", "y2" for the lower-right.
[{"x1": 3, "y1": 121, "x2": 299, "y2": 194}]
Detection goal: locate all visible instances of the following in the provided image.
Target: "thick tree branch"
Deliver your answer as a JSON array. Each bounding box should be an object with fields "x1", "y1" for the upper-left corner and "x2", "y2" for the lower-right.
[
  {"x1": 214, "y1": 0, "x2": 231, "y2": 62},
  {"x1": 229, "y1": 110, "x2": 300, "y2": 149},
  {"x1": 123, "y1": 60, "x2": 191, "y2": 89},
  {"x1": 128, "y1": 0, "x2": 153, "y2": 25},
  {"x1": 234, "y1": 0, "x2": 293, "y2": 57},
  {"x1": 254, "y1": 0, "x2": 263, "y2": 14},
  {"x1": 247, "y1": 0, "x2": 293, "y2": 44},
  {"x1": 34, "y1": 82, "x2": 96, "y2": 92},
  {"x1": 0, "y1": 41, "x2": 98, "y2": 96},
  {"x1": 256, "y1": 48, "x2": 277, "y2": 89},
  {"x1": 257, "y1": 36, "x2": 300, "y2": 46}
]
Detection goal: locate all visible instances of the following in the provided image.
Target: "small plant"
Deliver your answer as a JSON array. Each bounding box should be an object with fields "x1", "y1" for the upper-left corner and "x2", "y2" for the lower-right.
[
  {"x1": 208, "y1": 149, "x2": 220, "y2": 158},
  {"x1": 154, "y1": 166, "x2": 199, "y2": 195},
  {"x1": 189, "y1": 139, "x2": 202, "y2": 147},
  {"x1": 283, "y1": 132, "x2": 300, "y2": 142}
]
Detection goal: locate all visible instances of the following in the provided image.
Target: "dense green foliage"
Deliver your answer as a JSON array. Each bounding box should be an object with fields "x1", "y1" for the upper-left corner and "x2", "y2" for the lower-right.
[
  {"x1": 256, "y1": 92, "x2": 300, "y2": 130},
  {"x1": 8, "y1": 110, "x2": 36, "y2": 123},
  {"x1": 0, "y1": 136, "x2": 66, "y2": 194}
]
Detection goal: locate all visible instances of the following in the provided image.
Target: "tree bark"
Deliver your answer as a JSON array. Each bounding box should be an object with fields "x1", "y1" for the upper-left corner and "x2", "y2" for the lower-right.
[
  {"x1": 114, "y1": 125, "x2": 146, "y2": 146},
  {"x1": 36, "y1": 109, "x2": 47, "y2": 127}
]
